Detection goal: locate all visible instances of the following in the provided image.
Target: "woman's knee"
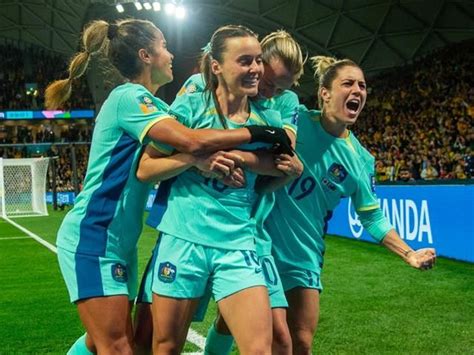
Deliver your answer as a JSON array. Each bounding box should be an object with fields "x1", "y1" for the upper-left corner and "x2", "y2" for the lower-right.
[
  {"x1": 153, "y1": 338, "x2": 184, "y2": 355},
  {"x1": 291, "y1": 329, "x2": 314, "y2": 355},
  {"x1": 95, "y1": 334, "x2": 133, "y2": 355},
  {"x1": 239, "y1": 336, "x2": 272, "y2": 355},
  {"x1": 272, "y1": 324, "x2": 292, "y2": 354}
]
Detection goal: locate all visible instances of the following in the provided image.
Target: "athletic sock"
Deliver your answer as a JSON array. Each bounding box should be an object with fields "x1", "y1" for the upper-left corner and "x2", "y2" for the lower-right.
[
  {"x1": 67, "y1": 333, "x2": 94, "y2": 355},
  {"x1": 204, "y1": 323, "x2": 234, "y2": 355}
]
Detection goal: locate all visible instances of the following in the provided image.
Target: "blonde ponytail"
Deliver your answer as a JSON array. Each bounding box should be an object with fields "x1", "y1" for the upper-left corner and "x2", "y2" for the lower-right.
[{"x1": 310, "y1": 55, "x2": 337, "y2": 80}]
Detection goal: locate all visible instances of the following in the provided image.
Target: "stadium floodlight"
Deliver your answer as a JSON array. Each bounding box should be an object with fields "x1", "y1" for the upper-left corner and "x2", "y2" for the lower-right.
[
  {"x1": 134, "y1": 1, "x2": 143, "y2": 10},
  {"x1": 152, "y1": 1, "x2": 161, "y2": 11},
  {"x1": 175, "y1": 5, "x2": 186, "y2": 19},
  {"x1": 143, "y1": 2, "x2": 152, "y2": 10},
  {"x1": 116, "y1": 4, "x2": 124, "y2": 13},
  {"x1": 164, "y1": 2, "x2": 176, "y2": 14}
]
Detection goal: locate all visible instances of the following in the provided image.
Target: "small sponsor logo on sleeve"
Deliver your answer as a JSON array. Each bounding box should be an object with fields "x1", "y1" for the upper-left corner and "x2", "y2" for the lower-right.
[
  {"x1": 138, "y1": 95, "x2": 158, "y2": 114},
  {"x1": 291, "y1": 109, "x2": 298, "y2": 126},
  {"x1": 370, "y1": 174, "x2": 376, "y2": 193}
]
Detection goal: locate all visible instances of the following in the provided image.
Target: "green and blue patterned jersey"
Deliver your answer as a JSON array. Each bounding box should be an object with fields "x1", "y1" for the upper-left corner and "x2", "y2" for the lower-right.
[
  {"x1": 176, "y1": 73, "x2": 300, "y2": 255},
  {"x1": 267, "y1": 106, "x2": 388, "y2": 272},
  {"x1": 57, "y1": 82, "x2": 172, "y2": 257},
  {"x1": 154, "y1": 91, "x2": 283, "y2": 250}
]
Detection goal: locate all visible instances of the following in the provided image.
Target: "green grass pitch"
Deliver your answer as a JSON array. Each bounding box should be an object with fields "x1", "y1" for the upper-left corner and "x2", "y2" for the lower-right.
[{"x1": 0, "y1": 207, "x2": 473, "y2": 353}]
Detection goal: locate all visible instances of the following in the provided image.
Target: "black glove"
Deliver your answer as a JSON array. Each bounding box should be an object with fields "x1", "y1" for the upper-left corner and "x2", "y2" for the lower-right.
[{"x1": 247, "y1": 125, "x2": 294, "y2": 156}]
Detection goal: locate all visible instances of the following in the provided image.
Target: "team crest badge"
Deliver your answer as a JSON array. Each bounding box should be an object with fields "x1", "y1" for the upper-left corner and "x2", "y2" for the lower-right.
[
  {"x1": 177, "y1": 83, "x2": 197, "y2": 97},
  {"x1": 111, "y1": 263, "x2": 128, "y2": 283},
  {"x1": 138, "y1": 95, "x2": 158, "y2": 114},
  {"x1": 328, "y1": 163, "x2": 348, "y2": 183},
  {"x1": 158, "y1": 262, "x2": 177, "y2": 283},
  {"x1": 186, "y1": 83, "x2": 197, "y2": 94}
]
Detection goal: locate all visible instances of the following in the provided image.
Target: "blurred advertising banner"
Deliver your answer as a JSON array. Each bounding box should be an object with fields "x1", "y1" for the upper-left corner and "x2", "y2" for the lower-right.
[
  {"x1": 328, "y1": 184, "x2": 474, "y2": 263},
  {"x1": 0, "y1": 110, "x2": 94, "y2": 120}
]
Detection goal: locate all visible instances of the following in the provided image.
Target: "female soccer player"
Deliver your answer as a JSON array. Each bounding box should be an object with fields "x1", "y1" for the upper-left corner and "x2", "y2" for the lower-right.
[
  {"x1": 202, "y1": 30, "x2": 306, "y2": 355},
  {"x1": 134, "y1": 30, "x2": 305, "y2": 355},
  {"x1": 266, "y1": 56, "x2": 437, "y2": 354},
  {"x1": 136, "y1": 25, "x2": 288, "y2": 355},
  {"x1": 46, "y1": 19, "x2": 290, "y2": 354}
]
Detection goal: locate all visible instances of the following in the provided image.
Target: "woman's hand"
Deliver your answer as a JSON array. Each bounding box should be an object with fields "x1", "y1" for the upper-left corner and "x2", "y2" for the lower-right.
[
  {"x1": 405, "y1": 248, "x2": 436, "y2": 270},
  {"x1": 219, "y1": 167, "x2": 246, "y2": 188},
  {"x1": 194, "y1": 151, "x2": 245, "y2": 180},
  {"x1": 274, "y1": 153, "x2": 303, "y2": 178}
]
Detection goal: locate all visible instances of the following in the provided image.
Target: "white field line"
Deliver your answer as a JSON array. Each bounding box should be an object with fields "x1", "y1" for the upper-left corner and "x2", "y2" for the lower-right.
[
  {"x1": 0, "y1": 236, "x2": 31, "y2": 240},
  {"x1": 2, "y1": 216, "x2": 57, "y2": 253},
  {"x1": 1, "y1": 216, "x2": 206, "y2": 353},
  {"x1": 183, "y1": 328, "x2": 206, "y2": 354}
]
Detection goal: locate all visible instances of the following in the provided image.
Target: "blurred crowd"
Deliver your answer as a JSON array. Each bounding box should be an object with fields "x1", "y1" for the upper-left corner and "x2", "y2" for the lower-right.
[
  {"x1": 0, "y1": 44, "x2": 94, "y2": 110},
  {"x1": 1, "y1": 41, "x2": 472, "y2": 191},
  {"x1": 0, "y1": 124, "x2": 92, "y2": 144},
  {"x1": 353, "y1": 40, "x2": 473, "y2": 181}
]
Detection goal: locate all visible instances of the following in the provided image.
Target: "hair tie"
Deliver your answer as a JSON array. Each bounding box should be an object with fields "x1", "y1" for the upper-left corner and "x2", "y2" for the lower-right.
[
  {"x1": 201, "y1": 42, "x2": 212, "y2": 56},
  {"x1": 107, "y1": 24, "x2": 119, "y2": 40}
]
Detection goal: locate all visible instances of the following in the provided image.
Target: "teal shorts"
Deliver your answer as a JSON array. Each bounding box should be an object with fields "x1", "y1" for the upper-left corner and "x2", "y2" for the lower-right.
[
  {"x1": 261, "y1": 255, "x2": 288, "y2": 308},
  {"x1": 190, "y1": 254, "x2": 287, "y2": 322},
  {"x1": 151, "y1": 233, "x2": 266, "y2": 302},
  {"x1": 136, "y1": 251, "x2": 154, "y2": 304},
  {"x1": 57, "y1": 247, "x2": 138, "y2": 303},
  {"x1": 278, "y1": 266, "x2": 323, "y2": 292}
]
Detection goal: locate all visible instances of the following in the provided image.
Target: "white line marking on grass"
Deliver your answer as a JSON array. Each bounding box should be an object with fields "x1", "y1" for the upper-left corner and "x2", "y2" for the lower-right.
[
  {"x1": 2, "y1": 216, "x2": 56, "y2": 253},
  {"x1": 0, "y1": 236, "x2": 31, "y2": 240},
  {"x1": 184, "y1": 328, "x2": 206, "y2": 353},
  {"x1": 1, "y1": 216, "x2": 207, "y2": 352}
]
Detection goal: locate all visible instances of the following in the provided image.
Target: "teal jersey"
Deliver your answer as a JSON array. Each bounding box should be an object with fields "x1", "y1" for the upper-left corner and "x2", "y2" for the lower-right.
[
  {"x1": 255, "y1": 90, "x2": 298, "y2": 136},
  {"x1": 57, "y1": 83, "x2": 173, "y2": 257},
  {"x1": 156, "y1": 91, "x2": 283, "y2": 250},
  {"x1": 252, "y1": 92, "x2": 299, "y2": 256},
  {"x1": 268, "y1": 107, "x2": 382, "y2": 272},
  {"x1": 178, "y1": 74, "x2": 299, "y2": 256},
  {"x1": 178, "y1": 73, "x2": 298, "y2": 135},
  {"x1": 253, "y1": 193, "x2": 275, "y2": 256}
]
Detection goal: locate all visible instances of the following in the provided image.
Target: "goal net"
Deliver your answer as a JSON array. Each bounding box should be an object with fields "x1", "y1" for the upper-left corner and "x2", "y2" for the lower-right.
[{"x1": 0, "y1": 158, "x2": 50, "y2": 218}]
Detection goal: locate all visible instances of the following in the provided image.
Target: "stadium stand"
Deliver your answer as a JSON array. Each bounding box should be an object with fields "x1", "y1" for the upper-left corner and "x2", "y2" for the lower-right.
[
  {"x1": 0, "y1": 41, "x2": 472, "y2": 192},
  {"x1": 305, "y1": 40, "x2": 473, "y2": 181}
]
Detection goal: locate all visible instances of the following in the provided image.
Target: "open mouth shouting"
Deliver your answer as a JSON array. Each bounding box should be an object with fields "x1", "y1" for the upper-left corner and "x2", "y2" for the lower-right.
[{"x1": 345, "y1": 98, "x2": 361, "y2": 118}]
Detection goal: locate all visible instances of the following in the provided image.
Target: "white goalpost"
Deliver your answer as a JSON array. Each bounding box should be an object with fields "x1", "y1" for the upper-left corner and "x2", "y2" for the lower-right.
[{"x1": 0, "y1": 158, "x2": 50, "y2": 218}]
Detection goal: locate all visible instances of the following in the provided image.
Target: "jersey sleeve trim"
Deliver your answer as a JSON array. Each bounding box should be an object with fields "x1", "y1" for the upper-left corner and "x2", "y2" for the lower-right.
[
  {"x1": 138, "y1": 115, "x2": 175, "y2": 143},
  {"x1": 149, "y1": 141, "x2": 173, "y2": 155},
  {"x1": 283, "y1": 124, "x2": 297, "y2": 137},
  {"x1": 356, "y1": 204, "x2": 379, "y2": 212}
]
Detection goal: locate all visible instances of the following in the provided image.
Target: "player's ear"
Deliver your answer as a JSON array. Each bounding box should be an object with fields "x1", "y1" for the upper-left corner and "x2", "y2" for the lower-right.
[
  {"x1": 320, "y1": 86, "x2": 331, "y2": 103},
  {"x1": 138, "y1": 48, "x2": 152, "y2": 64},
  {"x1": 211, "y1": 59, "x2": 222, "y2": 76}
]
